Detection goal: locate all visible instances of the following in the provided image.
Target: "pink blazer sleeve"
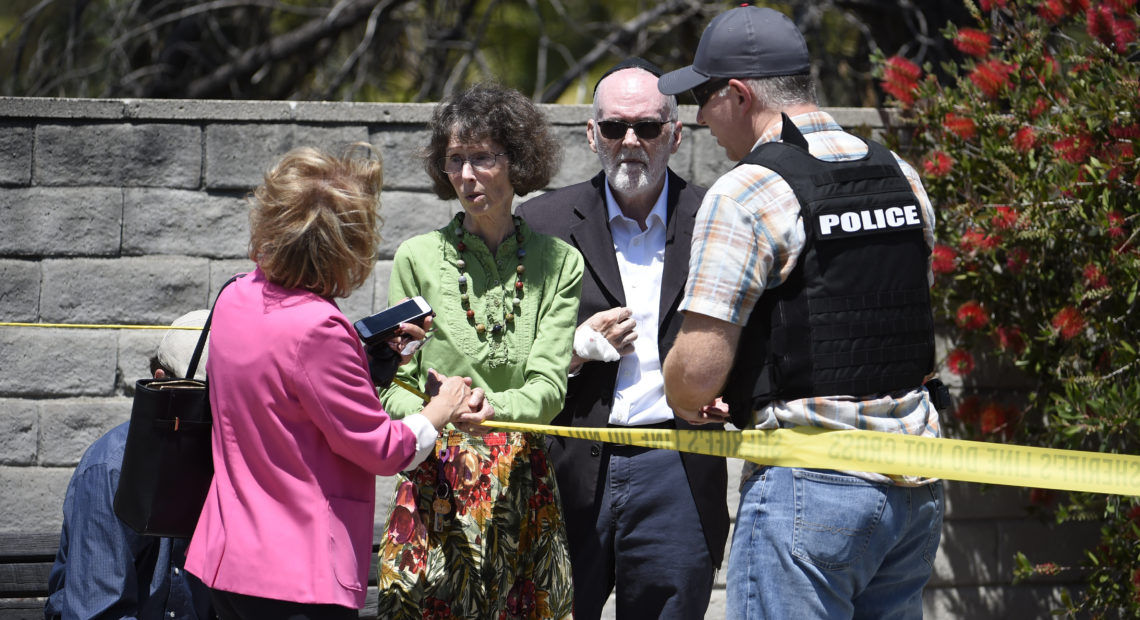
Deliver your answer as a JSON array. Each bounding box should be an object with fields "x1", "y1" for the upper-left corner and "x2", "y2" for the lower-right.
[{"x1": 292, "y1": 315, "x2": 418, "y2": 476}]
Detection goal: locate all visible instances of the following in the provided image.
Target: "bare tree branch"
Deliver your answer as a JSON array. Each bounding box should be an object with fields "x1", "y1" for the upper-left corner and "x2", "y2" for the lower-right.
[
  {"x1": 538, "y1": 0, "x2": 702, "y2": 103},
  {"x1": 184, "y1": 0, "x2": 402, "y2": 99}
]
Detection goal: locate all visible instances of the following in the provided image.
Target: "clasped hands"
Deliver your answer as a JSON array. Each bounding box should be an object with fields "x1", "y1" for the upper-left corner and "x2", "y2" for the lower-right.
[{"x1": 369, "y1": 315, "x2": 493, "y2": 434}]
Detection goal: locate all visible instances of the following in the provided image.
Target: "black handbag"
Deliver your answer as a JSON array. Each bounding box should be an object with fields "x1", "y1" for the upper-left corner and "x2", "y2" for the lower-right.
[{"x1": 113, "y1": 275, "x2": 240, "y2": 538}]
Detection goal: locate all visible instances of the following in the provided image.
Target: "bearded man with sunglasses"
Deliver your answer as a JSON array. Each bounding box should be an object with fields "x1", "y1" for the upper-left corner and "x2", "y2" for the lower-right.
[{"x1": 517, "y1": 58, "x2": 729, "y2": 620}]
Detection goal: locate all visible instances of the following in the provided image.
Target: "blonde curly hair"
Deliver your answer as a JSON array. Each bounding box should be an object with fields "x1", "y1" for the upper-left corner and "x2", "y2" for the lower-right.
[{"x1": 248, "y1": 144, "x2": 382, "y2": 299}]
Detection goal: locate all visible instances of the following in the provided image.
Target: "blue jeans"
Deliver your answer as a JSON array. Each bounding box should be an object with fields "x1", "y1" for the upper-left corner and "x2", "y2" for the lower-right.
[{"x1": 726, "y1": 467, "x2": 943, "y2": 620}]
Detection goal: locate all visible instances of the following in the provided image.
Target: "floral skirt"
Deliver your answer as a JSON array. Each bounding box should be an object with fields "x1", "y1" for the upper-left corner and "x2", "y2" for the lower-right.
[{"x1": 376, "y1": 430, "x2": 573, "y2": 620}]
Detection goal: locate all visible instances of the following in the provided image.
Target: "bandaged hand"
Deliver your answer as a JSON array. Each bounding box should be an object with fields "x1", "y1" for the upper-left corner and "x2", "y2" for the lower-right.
[{"x1": 569, "y1": 307, "x2": 637, "y2": 374}]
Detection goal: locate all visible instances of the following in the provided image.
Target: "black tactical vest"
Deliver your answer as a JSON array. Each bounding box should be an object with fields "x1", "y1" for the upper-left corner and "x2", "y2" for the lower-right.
[{"x1": 723, "y1": 115, "x2": 935, "y2": 429}]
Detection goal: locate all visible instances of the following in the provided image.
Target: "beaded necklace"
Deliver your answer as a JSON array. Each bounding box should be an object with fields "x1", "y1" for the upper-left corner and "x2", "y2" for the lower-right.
[{"x1": 454, "y1": 213, "x2": 525, "y2": 335}]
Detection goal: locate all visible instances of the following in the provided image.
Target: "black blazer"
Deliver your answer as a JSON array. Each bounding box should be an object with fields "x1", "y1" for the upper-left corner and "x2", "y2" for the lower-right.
[{"x1": 517, "y1": 169, "x2": 729, "y2": 566}]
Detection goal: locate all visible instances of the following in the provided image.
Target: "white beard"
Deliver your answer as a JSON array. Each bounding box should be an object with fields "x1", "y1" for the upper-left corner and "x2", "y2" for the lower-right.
[{"x1": 599, "y1": 146, "x2": 668, "y2": 197}]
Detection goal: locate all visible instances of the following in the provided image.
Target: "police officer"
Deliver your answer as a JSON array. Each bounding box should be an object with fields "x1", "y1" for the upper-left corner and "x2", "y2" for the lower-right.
[{"x1": 659, "y1": 6, "x2": 945, "y2": 619}]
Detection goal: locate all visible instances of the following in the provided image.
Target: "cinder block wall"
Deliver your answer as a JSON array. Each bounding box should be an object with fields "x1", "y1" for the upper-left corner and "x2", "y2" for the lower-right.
[{"x1": 0, "y1": 98, "x2": 1096, "y2": 618}]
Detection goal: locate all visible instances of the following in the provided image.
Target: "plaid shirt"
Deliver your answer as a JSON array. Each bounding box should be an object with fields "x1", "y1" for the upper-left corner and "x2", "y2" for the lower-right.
[{"x1": 681, "y1": 111, "x2": 939, "y2": 484}]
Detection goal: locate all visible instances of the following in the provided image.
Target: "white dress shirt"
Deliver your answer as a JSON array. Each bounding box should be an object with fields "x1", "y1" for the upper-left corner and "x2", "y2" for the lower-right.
[{"x1": 603, "y1": 178, "x2": 673, "y2": 426}]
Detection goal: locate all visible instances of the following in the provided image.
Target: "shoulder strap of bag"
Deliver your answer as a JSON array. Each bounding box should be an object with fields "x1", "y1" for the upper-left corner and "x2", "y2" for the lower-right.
[{"x1": 185, "y1": 273, "x2": 245, "y2": 380}]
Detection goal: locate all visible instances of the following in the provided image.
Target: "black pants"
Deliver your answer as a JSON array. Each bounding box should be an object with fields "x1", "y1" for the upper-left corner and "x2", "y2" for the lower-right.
[{"x1": 209, "y1": 588, "x2": 356, "y2": 620}]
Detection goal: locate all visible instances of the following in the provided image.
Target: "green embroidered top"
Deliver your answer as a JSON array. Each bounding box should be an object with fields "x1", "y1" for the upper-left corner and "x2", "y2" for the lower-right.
[{"x1": 380, "y1": 213, "x2": 583, "y2": 423}]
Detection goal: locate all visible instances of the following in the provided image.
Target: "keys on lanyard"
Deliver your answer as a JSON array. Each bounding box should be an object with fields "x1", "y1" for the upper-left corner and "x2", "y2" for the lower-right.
[{"x1": 432, "y1": 445, "x2": 454, "y2": 532}]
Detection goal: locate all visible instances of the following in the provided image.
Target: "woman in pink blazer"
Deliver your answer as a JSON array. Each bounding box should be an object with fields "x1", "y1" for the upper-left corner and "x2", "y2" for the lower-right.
[{"x1": 185, "y1": 146, "x2": 477, "y2": 620}]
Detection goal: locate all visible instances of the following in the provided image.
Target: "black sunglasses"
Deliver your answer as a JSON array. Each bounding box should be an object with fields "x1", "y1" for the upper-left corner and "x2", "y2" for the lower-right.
[
  {"x1": 597, "y1": 120, "x2": 671, "y2": 141},
  {"x1": 691, "y1": 79, "x2": 730, "y2": 107}
]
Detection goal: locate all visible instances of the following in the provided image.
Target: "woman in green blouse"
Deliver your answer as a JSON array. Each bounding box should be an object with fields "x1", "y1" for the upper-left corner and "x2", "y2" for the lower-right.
[{"x1": 375, "y1": 83, "x2": 582, "y2": 619}]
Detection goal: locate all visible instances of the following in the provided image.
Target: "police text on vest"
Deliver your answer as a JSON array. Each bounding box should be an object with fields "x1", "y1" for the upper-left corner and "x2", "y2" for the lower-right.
[{"x1": 817, "y1": 205, "x2": 921, "y2": 237}]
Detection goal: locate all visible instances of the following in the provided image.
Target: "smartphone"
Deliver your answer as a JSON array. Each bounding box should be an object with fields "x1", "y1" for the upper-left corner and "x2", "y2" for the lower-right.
[{"x1": 354, "y1": 296, "x2": 433, "y2": 345}]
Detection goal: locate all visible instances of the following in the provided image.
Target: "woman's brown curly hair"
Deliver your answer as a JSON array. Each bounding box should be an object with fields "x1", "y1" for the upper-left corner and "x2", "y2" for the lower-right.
[
  {"x1": 248, "y1": 144, "x2": 382, "y2": 299},
  {"x1": 423, "y1": 82, "x2": 561, "y2": 199}
]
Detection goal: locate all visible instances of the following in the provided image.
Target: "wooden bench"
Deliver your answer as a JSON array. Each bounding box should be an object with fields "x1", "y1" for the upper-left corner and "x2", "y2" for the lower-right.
[
  {"x1": 0, "y1": 533, "x2": 57, "y2": 620},
  {"x1": 0, "y1": 532, "x2": 388, "y2": 619}
]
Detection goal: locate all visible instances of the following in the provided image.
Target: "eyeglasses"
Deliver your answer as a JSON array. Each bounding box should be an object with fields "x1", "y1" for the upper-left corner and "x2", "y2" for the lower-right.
[
  {"x1": 438, "y1": 152, "x2": 506, "y2": 174},
  {"x1": 691, "y1": 79, "x2": 730, "y2": 108},
  {"x1": 596, "y1": 120, "x2": 672, "y2": 141}
]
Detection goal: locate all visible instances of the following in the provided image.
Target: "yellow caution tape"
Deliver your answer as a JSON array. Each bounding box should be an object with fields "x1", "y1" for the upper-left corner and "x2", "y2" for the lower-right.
[
  {"x1": 0, "y1": 322, "x2": 201, "y2": 330},
  {"x1": 481, "y1": 420, "x2": 1140, "y2": 497}
]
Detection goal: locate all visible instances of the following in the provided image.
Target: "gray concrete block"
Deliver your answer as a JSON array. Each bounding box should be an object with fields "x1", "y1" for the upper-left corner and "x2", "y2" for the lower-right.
[
  {"x1": 40, "y1": 256, "x2": 210, "y2": 325},
  {"x1": 0, "y1": 187, "x2": 123, "y2": 256},
  {"x1": 688, "y1": 130, "x2": 735, "y2": 189},
  {"x1": 370, "y1": 126, "x2": 432, "y2": 191},
  {"x1": 997, "y1": 518, "x2": 1099, "y2": 583},
  {"x1": 0, "y1": 400, "x2": 39, "y2": 465},
  {"x1": 371, "y1": 260, "x2": 394, "y2": 308},
  {"x1": 0, "y1": 124, "x2": 32, "y2": 185},
  {"x1": 0, "y1": 97, "x2": 125, "y2": 119},
  {"x1": 0, "y1": 464, "x2": 73, "y2": 535},
  {"x1": 117, "y1": 328, "x2": 168, "y2": 391},
  {"x1": 36, "y1": 123, "x2": 201, "y2": 188},
  {"x1": 944, "y1": 480, "x2": 1031, "y2": 519},
  {"x1": 204, "y1": 124, "x2": 370, "y2": 190},
  {"x1": 209, "y1": 260, "x2": 257, "y2": 300},
  {"x1": 923, "y1": 584, "x2": 1080, "y2": 620},
  {"x1": 122, "y1": 189, "x2": 249, "y2": 258},
  {"x1": 338, "y1": 270, "x2": 378, "y2": 325},
  {"x1": 375, "y1": 191, "x2": 456, "y2": 259},
  {"x1": 38, "y1": 398, "x2": 132, "y2": 466},
  {"x1": 0, "y1": 259, "x2": 40, "y2": 321},
  {"x1": 0, "y1": 326, "x2": 118, "y2": 397},
  {"x1": 931, "y1": 519, "x2": 1001, "y2": 588},
  {"x1": 126, "y1": 99, "x2": 296, "y2": 121},
  {"x1": 548, "y1": 125, "x2": 599, "y2": 190}
]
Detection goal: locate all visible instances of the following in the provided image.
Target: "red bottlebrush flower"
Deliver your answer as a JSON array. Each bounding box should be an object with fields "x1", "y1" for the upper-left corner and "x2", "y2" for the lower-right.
[
  {"x1": 1006, "y1": 247, "x2": 1029, "y2": 273},
  {"x1": 944, "y1": 112, "x2": 978, "y2": 140},
  {"x1": 979, "y1": 402, "x2": 1008, "y2": 434},
  {"x1": 1106, "y1": 0, "x2": 1136, "y2": 12},
  {"x1": 1051, "y1": 306, "x2": 1086, "y2": 340},
  {"x1": 956, "y1": 300, "x2": 989, "y2": 330},
  {"x1": 995, "y1": 326, "x2": 1026, "y2": 355},
  {"x1": 1039, "y1": 0, "x2": 1066, "y2": 23},
  {"x1": 1029, "y1": 97, "x2": 1050, "y2": 119},
  {"x1": 961, "y1": 229, "x2": 999, "y2": 253},
  {"x1": 1066, "y1": 0, "x2": 1091, "y2": 14},
  {"x1": 969, "y1": 59, "x2": 1017, "y2": 99},
  {"x1": 1129, "y1": 504, "x2": 1140, "y2": 524},
  {"x1": 923, "y1": 151, "x2": 954, "y2": 177},
  {"x1": 979, "y1": 0, "x2": 1008, "y2": 9},
  {"x1": 1088, "y1": 5, "x2": 1137, "y2": 51},
  {"x1": 1013, "y1": 127, "x2": 1037, "y2": 152},
  {"x1": 991, "y1": 205, "x2": 1019, "y2": 229},
  {"x1": 1053, "y1": 133, "x2": 1094, "y2": 164},
  {"x1": 947, "y1": 348, "x2": 976, "y2": 376},
  {"x1": 1109, "y1": 123, "x2": 1140, "y2": 139},
  {"x1": 882, "y1": 56, "x2": 922, "y2": 106},
  {"x1": 954, "y1": 28, "x2": 992, "y2": 57},
  {"x1": 932, "y1": 244, "x2": 957, "y2": 274},
  {"x1": 1108, "y1": 211, "x2": 1127, "y2": 239},
  {"x1": 1029, "y1": 488, "x2": 1057, "y2": 507},
  {"x1": 1083, "y1": 263, "x2": 1108, "y2": 289}
]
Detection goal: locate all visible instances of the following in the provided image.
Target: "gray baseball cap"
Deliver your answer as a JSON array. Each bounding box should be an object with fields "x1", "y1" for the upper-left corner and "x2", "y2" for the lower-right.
[
  {"x1": 658, "y1": 6, "x2": 810, "y2": 96},
  {"x1": 156, "y1": 309, "x2": 209, "y2": 377}
]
